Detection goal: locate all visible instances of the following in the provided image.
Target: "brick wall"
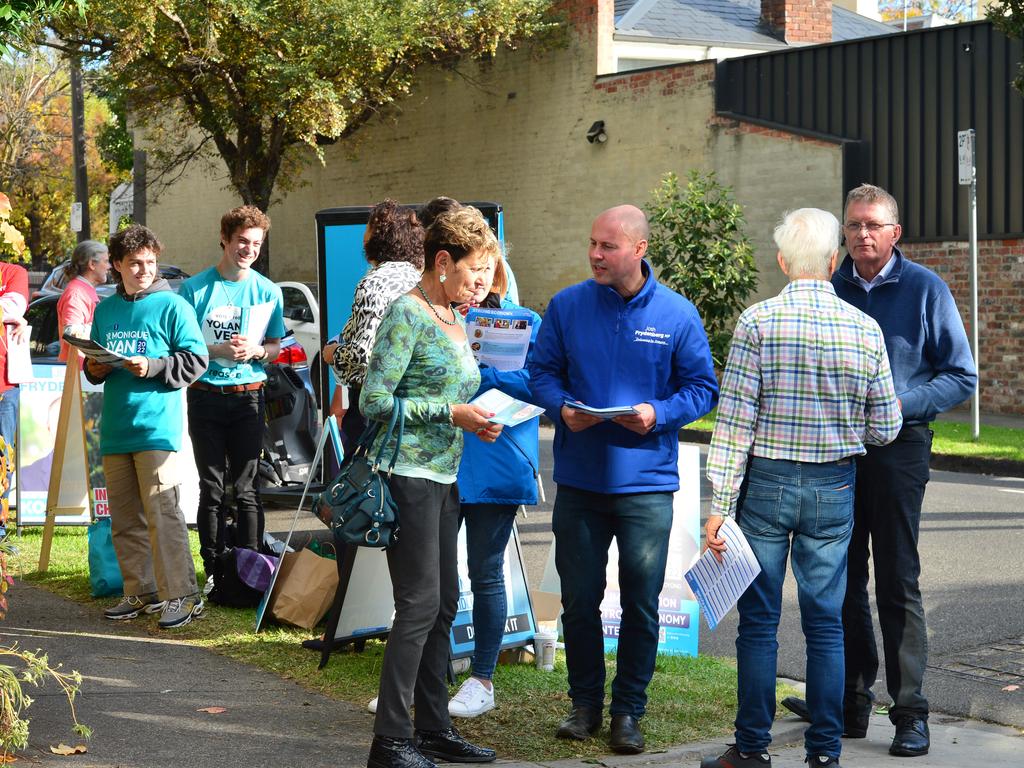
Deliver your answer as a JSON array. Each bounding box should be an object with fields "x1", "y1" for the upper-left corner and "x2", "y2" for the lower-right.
[
  {"x1": 760, "y1": 0, "x2": 833, "y2": 44},
  {"x1": 901, "y1": 239, "x2": 1024, "y2": 416}
]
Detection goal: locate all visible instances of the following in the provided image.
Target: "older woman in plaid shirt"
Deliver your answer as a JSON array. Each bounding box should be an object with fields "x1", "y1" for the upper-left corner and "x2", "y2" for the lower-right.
[{"x1": 701, "y1": 208, "x2": 903, "y2": 768}]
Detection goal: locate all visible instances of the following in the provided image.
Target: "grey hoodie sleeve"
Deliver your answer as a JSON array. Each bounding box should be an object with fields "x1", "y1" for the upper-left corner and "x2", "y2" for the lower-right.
[{"x1": 145, "y1": 351, "x2": 209, "y2": 389}]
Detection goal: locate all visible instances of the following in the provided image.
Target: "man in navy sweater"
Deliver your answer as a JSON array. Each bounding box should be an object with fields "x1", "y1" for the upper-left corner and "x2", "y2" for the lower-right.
[
  {"x1": 784, "y1": 185, "x2": 976, "y2": 758},
  {"x1": 529, "y1": 205, "x2": 718, "y2": 754}
]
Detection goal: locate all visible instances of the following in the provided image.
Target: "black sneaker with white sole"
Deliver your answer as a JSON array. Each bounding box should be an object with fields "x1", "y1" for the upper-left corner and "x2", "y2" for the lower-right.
[
  {"x1": 805, "y1": 755, "x2": 840, "y2": 767},
  {"x1": 700, "y1": 745, "x2": 771, "y2": 768},
  {"x1": 104, "y1": 593, "x2": 167, "y2": 620}
]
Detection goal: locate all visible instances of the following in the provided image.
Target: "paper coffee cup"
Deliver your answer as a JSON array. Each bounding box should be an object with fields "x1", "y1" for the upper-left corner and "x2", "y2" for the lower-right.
[{"x1": 533, "y1": 629, "x2": 557, "y2": 671}]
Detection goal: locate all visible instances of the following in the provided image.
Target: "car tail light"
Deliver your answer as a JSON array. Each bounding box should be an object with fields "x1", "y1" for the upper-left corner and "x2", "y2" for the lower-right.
[{"x1": 274, "y1": 343, "x2": 307, "y2": 367}]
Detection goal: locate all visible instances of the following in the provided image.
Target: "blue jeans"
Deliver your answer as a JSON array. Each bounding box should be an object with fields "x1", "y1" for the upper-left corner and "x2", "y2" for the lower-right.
[
  {"x1": 734, "y1": 457, "x2": 855, "y2": 759},
  {"x1": 552, "y1": 485, "x2": 673, "y2": 718},
  {"x1": 461, "y1": 503, "x2": 518, "y2": 680}
]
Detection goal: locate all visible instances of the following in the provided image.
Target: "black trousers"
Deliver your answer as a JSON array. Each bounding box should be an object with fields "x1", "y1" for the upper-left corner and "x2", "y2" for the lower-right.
[
  {"x1": 373, "y1": 475, "x2": 460, "y2": 739},
  {"x1": 842, "y1": 424, "x2": 932, "y2": 723},
  {"x1": 186, "y1": 387, "x2": 267, "y2": 574}
]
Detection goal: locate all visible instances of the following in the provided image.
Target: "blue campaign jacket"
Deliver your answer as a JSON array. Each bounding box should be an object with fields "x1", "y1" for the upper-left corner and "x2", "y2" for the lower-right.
[
  {"x1": 528, "y1": 262, "x2": 718, "y2": 494},
  {"x1": 833, "y1": 247, "x2": 976, "y2": 425},
  {"x1": 457, "y1": 299, "x2": 543, "y2": 506}
]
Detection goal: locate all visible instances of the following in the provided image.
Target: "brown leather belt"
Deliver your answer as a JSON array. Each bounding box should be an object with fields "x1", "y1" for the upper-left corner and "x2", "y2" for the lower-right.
[{"x1": 190, "y1": 381, "x2": 264, "y2": 394}]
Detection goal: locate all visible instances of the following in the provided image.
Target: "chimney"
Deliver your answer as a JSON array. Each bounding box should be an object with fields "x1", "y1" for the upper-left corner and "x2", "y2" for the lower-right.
[{"x1": 761, "y1": 0, "x2": 833, "y2": 44}]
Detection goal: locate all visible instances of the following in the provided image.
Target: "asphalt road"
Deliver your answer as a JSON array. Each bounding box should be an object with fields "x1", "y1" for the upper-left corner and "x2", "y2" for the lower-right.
[{"x1": 515, "y1": 429, "x2": 1024, "y2": 729}]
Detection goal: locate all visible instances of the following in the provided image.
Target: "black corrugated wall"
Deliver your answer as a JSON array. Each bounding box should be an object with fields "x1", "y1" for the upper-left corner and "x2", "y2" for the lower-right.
[{"x1": 716, "y1": 20, "x2": 1024, "y2": 241}]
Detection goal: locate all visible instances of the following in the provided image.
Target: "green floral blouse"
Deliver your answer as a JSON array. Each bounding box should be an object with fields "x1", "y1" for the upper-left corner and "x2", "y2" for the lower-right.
[{"x1": 360, "y1": 295, "x2": 481, "y2": 483}]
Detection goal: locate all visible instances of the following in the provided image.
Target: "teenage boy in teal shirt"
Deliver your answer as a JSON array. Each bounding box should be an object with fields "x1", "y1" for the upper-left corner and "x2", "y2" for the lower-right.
[
  {"x1": 85, "y1": 225, "x2": 209, "y2": 629},
  {"x1": 178, "y1": 206, "x2": 285, "y2": 597}
]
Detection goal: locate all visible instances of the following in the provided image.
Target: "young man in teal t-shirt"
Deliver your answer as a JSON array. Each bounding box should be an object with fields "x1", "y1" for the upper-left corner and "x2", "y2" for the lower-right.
[
  {"x1": 85, "y1": 225, "x2": 209, "y2": 629},
  {"x1": 178, "y1": 206, "x2": 285, "y2": 597}
]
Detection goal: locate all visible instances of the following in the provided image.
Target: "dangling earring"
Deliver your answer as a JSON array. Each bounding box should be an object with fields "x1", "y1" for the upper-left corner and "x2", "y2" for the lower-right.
[{"x1": 439, "y1": 273, "x2": 447, "y2": 284}]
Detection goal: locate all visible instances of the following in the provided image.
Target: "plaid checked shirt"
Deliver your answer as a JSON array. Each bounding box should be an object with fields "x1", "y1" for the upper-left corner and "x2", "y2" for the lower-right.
[{"x1": 707, "y1": 280, "x2": 903, "y2": 518}]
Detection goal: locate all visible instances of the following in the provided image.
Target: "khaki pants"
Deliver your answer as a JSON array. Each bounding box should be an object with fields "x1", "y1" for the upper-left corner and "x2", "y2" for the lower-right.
[{"x1": 103, "y1": 451, "x2": 197, "y2": 601}]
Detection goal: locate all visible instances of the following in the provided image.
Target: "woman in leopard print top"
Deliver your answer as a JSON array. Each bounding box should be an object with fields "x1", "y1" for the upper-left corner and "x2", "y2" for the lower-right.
[{"x1": 323, "y1": 200, "x2": 422, "y2": 449}]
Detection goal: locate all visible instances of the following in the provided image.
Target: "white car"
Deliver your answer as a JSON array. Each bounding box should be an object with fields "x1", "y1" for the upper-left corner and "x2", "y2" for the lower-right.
[{"x1": 278, "y1": 281, "x2": 322, "y2": 400}]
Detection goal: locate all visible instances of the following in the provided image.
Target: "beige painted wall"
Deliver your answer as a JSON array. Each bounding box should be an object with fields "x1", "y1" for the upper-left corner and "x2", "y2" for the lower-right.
[
  {"x1": 711, "y1": 125, "x2": 844, "y2": 303},
  {"x1": 144, "y1": 17, "x2": 843, "y2": 316}
]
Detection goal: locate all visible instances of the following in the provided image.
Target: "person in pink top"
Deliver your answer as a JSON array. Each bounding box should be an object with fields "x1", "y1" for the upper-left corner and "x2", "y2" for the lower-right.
[{"x1": 58, "y1": 240, "x2": 110, "y2": 362}]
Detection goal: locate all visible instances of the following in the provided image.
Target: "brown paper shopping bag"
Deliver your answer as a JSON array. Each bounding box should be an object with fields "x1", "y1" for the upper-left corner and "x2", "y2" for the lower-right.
[{"x1": 268, "y1": 548, "x2": 339, "y2": 629}]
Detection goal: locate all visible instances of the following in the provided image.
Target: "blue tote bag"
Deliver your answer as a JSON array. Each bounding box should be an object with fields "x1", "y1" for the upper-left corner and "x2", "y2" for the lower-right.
[{"x1": 88, "y1": 516, "x2": 123, "y2": 598}]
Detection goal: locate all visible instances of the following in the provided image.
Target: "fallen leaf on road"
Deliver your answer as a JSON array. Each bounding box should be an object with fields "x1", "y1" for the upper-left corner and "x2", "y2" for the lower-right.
[
  {"x1": 0, "y1": 754, "x2": 18, "y2": 763},
  {"x1": 1002, "y1": 685, "x2": 1020, "y2": 692},
  {"x1": 197, "y1": 706, "x2": 227, "y2": 714},
  {"x1": 49, "y1": 744, "x2": 87, "y2": 755}
]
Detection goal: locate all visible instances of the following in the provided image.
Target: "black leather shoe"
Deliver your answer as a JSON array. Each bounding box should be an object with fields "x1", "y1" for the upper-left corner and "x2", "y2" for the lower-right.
[
  {"x1": 555, "y1": 705, "x2": 602, "y2": 740},
  {"x1": 609, "y1": 714, "x2": 645, "y2": 754},
  {"x1": 889, "y1": 717, "x2": 929, "y2": 757},
  {"x1": 415, "y1": 726, "x2": 496, "y2": 763},
  {"x1": 780, "y1": 697, "x2": 868, "y2": 739},
  {"x1": 368, "y1": 736, "x2": 436, "y2": 768}
]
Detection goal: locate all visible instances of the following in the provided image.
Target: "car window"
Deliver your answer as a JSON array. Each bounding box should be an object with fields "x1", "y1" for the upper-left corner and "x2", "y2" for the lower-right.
[
  {"x1": 281, "y1": 286, "x2": 314, "y2": 323},
  {"x1": 27, "y1": 298, "x2": 60, "y2": 358}
]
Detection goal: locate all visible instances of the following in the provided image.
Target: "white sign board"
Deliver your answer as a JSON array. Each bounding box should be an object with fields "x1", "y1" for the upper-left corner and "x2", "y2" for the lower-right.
[
  {"x1": 109, "y1": 182, "x2": 133, "y2": 234},
  {"x1": 70, "y1": 202, "x2": 83, "y2": 233},
  {"x1": 958, "y1": 129, "x2": 975, "y2": 186}
]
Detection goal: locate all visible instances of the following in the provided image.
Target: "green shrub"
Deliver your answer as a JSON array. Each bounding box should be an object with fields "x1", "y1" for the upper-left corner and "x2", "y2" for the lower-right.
[{"x1": 646, "y1": 170, "x2": 757, "y2": 368}]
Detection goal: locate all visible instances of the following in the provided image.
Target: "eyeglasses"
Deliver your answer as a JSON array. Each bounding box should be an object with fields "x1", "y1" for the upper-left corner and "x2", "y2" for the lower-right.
[{"x1": 843, "y1": 221, "x2": 896, "y2": 234}]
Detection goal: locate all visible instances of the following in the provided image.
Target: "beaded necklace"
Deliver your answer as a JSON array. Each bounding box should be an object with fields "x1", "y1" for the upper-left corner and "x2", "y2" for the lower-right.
[{"x1": 415, "y1": 282, "x2": 458, "y2": 326}]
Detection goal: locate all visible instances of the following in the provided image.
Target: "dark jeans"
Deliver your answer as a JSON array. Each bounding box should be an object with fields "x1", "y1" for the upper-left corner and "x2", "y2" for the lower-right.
[
  {"x1": 461, "y1": 503, "x2": 518, "y2": 680},
  {"x1": 186, "y1": 387, "x2": 266, "y2": 574},
  {"x1": 842, "y1": 424, "x2": 932, "y2": 723},
  {"x1": 735, "y1": 457, "x2": 855, "y2": 759},
  {"x1": 552, "y1": 485, "x2": 673, "y2": 718},
  {"x1": 374, "y1": 475, "x2": 460, "y2": 739}
]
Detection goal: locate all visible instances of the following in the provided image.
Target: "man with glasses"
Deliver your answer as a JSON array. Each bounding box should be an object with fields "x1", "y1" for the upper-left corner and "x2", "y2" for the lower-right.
[{"x1": 783, "y1": 184, "x2": 976, "y2": 758}]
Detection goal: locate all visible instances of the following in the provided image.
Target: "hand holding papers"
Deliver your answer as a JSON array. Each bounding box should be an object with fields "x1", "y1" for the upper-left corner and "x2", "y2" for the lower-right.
[
  {"x1": 684, "y1": 517, "x2": 761, "y2": 630},
  {"x1": 61, "y1": 331, "x2": 130, "y2": 368},
  {"x1": 466, "y1": 308, "x2": 533, "y2": 371},
  {"x1": 471, "y1": 388, "x2": 545, "y2": 427}
]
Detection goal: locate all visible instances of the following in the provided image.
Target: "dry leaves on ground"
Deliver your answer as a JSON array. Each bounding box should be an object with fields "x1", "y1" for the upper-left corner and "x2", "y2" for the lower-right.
[
  {"x1": 49, "y1": 744, "x2": 87, "y2": 755},
  {"x1": 197, "y1": 706, "x2": 227, "y2": 714}
]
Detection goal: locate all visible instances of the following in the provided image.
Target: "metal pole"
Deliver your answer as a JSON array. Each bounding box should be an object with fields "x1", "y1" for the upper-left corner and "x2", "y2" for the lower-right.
[
  {"x1": 70, "y1": 53, "x2": 90, "y2": 241},
  {"x1": 969, "y1": 157, "x2": 980, "y2": 441}
]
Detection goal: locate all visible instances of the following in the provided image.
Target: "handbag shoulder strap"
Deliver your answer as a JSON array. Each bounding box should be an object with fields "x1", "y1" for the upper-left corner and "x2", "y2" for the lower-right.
[{"x1": 373, "y1": 397, "x2": 405, "y2": 475}]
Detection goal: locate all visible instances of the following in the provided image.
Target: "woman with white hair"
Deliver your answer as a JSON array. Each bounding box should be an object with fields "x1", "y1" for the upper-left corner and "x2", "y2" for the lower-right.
[{"x1": 57, "y1": 239, "x2": 110, "y2": 363}]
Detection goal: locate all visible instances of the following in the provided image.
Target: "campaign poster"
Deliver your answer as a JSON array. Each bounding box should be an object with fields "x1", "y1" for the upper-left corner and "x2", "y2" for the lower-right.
[
  {"x1": 600, "y1": 445, "x2": 702, "y2": 656},
  {"x1": 449, "y1": 522, "x2": 536, "y2": 659},
  {"x1": 15, "y1": 364, "x2": 200, "y2": 526}
]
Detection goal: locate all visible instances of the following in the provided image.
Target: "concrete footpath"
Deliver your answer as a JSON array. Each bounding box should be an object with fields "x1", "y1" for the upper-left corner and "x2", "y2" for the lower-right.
[{"x1": 3, "y1": 583, "x2": 1022, "y2": 767}]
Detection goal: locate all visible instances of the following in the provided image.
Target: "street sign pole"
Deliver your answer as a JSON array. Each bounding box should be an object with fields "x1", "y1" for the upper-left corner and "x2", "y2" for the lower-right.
[{"x1": 958, "y1": 129, "x2": 980, "y2": 441}]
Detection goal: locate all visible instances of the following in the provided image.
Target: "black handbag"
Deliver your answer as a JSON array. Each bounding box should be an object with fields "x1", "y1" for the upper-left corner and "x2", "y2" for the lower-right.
[{"x1": 312, "y1": 398, "x2": 404, "y2": 549}]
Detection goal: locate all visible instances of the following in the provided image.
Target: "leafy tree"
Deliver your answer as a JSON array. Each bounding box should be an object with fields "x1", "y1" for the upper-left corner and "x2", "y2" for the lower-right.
[
  {"x1": 0, "y1": 0, "x2": 84, "y2": 53},
  {"x1": 55, "y1": 0, "x2": 556, "y2": 273},
  {"x1": 646, "y1": 171, "x2": 758, "y2": 369},
  {"x1": 1, "y1": 49, "x2": 128, "y2": 266},
  {"x1": 879, "y1": 0, "x2": 973, "y2": 23},
  {"x1": 990, "y1": 0, "x2": 1024, "y2": 94}
]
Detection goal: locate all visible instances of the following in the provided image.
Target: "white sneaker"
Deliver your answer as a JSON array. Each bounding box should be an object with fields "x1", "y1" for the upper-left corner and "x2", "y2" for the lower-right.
[
  {"x1": 367, "y1": 696, "x2": 378, "y2": 714},
  {"x1": 448, "y1": 677, "x2": 495, "y2": 718}
]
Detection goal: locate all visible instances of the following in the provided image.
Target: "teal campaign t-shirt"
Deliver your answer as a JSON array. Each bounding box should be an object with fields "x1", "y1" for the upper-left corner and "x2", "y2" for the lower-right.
[
  {"x1": 91, "y1": 290, "x2": 207, "y2": 455},
  {"x1": 178, "y1": 267, "x2": 286, "y2": 386}
]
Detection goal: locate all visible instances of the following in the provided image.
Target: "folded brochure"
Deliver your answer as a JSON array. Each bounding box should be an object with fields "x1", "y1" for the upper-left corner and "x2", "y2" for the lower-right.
[
  {"x1": 563, "y1": 400, "x2": 638, "y2": 419},
  {"x1": 683, "y1": 517, "x2": 761, "y2": 631},
  {"x1": 471, "y1": 388, "x2": 545, "y2": 427},
  {"x1": 62, "y1": 332, "x2": 130, "y2": 367}
]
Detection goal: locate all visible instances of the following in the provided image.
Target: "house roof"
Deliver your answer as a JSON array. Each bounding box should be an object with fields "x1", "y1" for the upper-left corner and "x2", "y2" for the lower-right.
[{"x1": 614, "y1": 0, "x2": 896, "y2": 47}]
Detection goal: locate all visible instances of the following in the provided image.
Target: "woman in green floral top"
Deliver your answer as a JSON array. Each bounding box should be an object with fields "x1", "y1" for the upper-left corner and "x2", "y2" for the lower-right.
[{"x1": 362, "y1": 206, "x2": 503, "y2": 768}]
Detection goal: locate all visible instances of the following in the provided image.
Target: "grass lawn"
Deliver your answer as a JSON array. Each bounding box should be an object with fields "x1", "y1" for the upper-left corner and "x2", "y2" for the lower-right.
[
  {"x1": 8, "y1": 527, "x2": 798, "y2": 761},
  {"x1": 685, "y1": 410, "x2": 1024, "y2": 463},
  {"x1": 12, "y1": 528, "x2": 802, "y2": 757}
]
